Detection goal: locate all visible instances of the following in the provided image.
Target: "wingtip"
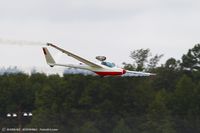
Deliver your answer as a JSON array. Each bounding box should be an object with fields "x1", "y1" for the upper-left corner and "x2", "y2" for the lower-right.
[
  {"x1": 46, "y1": 43, "x2": 52, "y2": 46},
  {"x1": 46, "y1": 43, "x2": 57, "y2": 48}
]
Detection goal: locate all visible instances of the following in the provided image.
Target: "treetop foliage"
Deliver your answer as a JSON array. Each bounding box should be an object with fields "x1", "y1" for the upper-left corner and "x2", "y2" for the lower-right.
[
  {"x1": 0, "y1": 44, "x2": 200, "y2": 133},
  {"x1": 123, "y1": 48, "x2": 163, "y2": 71}
]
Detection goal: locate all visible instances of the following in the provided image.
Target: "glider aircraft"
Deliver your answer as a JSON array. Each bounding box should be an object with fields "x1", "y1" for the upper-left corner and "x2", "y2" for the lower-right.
[{"x1": 42, "y1": 43, "x2": 155, "y2": 77}]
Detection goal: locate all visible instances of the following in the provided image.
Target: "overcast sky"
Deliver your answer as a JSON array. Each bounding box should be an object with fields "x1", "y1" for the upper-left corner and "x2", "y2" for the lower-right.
[{"x1": 0, "y1": 0, "x2": 200, "y2": 72}]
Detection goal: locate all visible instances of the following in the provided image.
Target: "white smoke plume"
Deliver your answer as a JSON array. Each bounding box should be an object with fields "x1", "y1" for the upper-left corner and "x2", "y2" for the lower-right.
[{"x1": 0, "y1": 38, "x2": 46, "y2": 46}]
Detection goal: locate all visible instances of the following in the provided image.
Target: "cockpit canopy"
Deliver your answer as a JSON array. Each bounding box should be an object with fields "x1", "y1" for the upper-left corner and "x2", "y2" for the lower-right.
[{"x1": 101, "y1": 61, "x2": 116, "y2": 68}]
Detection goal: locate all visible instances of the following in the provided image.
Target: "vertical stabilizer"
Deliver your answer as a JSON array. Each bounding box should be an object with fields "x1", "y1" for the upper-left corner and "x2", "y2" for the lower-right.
[{"x1": 42, "y1": 47, "x2": 55, "y2": 67}]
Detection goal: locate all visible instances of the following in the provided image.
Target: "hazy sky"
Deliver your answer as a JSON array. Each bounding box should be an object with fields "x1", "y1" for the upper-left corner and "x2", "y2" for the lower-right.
[{"x1": 0, "y1": 0, "x2": 200, "y2": 72}]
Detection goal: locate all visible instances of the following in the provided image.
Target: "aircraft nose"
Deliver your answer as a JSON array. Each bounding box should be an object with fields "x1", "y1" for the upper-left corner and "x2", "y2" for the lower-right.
[{"x1": 122, "y1": 69, "x2": 126, "y2": 74}]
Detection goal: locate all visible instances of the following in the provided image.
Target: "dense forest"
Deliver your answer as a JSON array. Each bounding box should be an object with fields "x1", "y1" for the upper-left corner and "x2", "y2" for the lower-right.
[{"x1": 0, "y1": 44, "x2": 200, "y2": 133}]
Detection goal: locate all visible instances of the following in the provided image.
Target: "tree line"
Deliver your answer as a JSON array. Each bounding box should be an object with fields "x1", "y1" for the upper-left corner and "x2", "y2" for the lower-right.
[{"x1": 0, "y1": 44, "x2": 200, "y2": 133}]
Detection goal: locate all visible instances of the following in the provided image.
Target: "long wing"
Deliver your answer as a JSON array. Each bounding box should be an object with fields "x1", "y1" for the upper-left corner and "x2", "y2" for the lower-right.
[
  {"x1": 123, "y1": 70, "x2": 156, "y2": 77},
  {"x1": 46, "y1": 43, "x2": 102, "y2": 68}
]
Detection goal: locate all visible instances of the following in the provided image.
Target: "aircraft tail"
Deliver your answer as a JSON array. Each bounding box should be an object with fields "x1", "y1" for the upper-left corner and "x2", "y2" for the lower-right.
[{"x1": 42, "y1": 47, "x2": 56, "y2": 67}]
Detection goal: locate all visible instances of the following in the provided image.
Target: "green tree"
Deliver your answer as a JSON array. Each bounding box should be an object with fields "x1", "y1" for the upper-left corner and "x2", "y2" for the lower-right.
[
  {"x1": 189, "y1": 81, "x2": 200, "y2": 133},
  {"x1": 76, "y1": 121, "x2": 100, "y2": 133},
  {"x1": 122, "y1": 62, "x2": 136, "y2": 71},
  {"x1": 113, "y1": 119, "x2": 131, "y2": 133},
  {"x1": 130, "y1": 48, "x2": 151, "y2": 71},
  {"x1": 165, "y1": 58, "x2": 180, "y2": 70},
  {"x1": 152, "y1": 58, "x2": 181, "y2": 91},
  {"x1": 181, "y1": 44, "x2": 200, "y2": 71},
  {"x1": 143, "y1": 90, "x2": 176, "y2": 133},
  {"x1": 148, "y1": 54, "x2": 164, "y2": 70},
  {"x1": 170, "y1": 75, "x2": 199, "y2": 133},
  {"x1": 172, "y1": 75, "x2": 195, "y2": 115},
  {"x1": 123, "y1": 48, "x2": 163, "y2": 71}
]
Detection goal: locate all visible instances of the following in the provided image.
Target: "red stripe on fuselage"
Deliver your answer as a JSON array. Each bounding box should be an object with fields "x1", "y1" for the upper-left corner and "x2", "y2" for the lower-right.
[{"x1": 95, "y1": 71, "x2": 124, "y2": 76}]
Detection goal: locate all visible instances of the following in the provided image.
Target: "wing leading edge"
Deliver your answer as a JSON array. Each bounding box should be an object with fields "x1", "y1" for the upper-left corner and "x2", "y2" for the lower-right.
[{"x1": 46, "y1": 43, "x2": 102, "y2": 68}]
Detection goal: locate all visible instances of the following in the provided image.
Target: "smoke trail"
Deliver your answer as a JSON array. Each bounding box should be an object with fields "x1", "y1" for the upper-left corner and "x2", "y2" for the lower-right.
[{"x1": 0, "y1": 38, "x2": 46, "y2": 46}]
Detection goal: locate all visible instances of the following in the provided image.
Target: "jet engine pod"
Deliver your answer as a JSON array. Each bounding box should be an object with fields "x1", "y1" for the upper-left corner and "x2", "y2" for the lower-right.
[{"x1": 96, "y1": 56, "x2": 106, "y2": 61}]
